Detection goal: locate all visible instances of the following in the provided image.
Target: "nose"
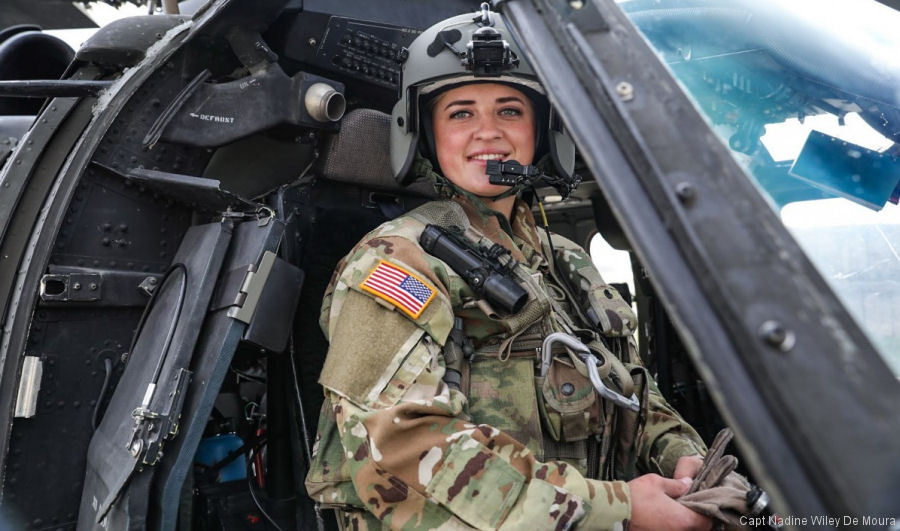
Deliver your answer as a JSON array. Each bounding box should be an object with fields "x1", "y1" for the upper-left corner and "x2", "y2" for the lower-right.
[{"x1": 473, "y1": 114, "x2": 502, "y2": 141}]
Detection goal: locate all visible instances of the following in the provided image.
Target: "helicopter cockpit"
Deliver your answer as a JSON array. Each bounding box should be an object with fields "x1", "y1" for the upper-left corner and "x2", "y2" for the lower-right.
[{"x1": 0, "y1": 0, "x2": 898, "y2": 529}]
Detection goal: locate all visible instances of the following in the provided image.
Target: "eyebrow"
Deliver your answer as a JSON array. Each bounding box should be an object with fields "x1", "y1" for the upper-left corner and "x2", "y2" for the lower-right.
[{"x1": 442, "y1": 96, "x2": 526, "y2": 111}]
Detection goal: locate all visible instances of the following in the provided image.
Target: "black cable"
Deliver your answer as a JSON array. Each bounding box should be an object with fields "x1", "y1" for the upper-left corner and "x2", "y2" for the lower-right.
[
  {"x1": 247, "y1": 445, "x2": 284, "y2": 531},
  {"x1": 197, "y1": 433, "x2": 267, "y2": 484},
  {"x1": 122, "y1": 263, "x2": 187, "y2": 418},
  {"x1": 288, "y1": 335, "x2": 326, "y2": 531},
  {"x1": 126, "y1": 263, "x2": 186, "y2": 364},
  {"x1": 532, "y1": 187, "x2": 610, "y2": 348},
  {"x1": 288, "y1": 336, "x2": 315, "y2": 469},
  {"x1": 148, "y1": 263, "x2": 188, "y2": 387},
  {"x1": 91, "y1": 358, "x2": 113, "y2": 430}
]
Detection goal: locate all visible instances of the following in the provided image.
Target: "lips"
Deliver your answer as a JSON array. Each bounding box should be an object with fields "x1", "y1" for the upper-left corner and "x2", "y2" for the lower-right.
[{"x1": 467, "y1": 151, "x2": 509, "y2": 162}]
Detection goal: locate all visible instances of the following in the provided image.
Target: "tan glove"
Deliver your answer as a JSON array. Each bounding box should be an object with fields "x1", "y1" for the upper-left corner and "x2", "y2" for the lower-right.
[{"x1": 678, "y1": 428, "x2": 752, "y2": 530}]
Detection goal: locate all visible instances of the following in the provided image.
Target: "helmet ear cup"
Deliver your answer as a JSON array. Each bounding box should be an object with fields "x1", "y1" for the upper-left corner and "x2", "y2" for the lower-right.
[
  {"x1": 390, "y1": 98, "x2": 419, "y2": 185},
  {"x1": 549, "y1": 130, "x2": 576, "y2": 182}
]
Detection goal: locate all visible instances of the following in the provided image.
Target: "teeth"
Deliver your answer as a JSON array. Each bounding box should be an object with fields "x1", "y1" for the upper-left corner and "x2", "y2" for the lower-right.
[{"x1": 470, "y1": 153, "x2": 505, "y2": 161}]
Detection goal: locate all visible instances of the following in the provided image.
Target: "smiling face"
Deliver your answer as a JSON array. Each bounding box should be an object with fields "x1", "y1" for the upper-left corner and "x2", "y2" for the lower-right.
[{"x1": 431, "y1": 83, "x2": 536, "y2": 198}]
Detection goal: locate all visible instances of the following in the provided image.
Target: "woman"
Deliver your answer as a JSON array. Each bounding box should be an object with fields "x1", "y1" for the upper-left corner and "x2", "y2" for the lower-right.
[{"x1": 307, "y1": 7, "x2": 712, "y2": 530}]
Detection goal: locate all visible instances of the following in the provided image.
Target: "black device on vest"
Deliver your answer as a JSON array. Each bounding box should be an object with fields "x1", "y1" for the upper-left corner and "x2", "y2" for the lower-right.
[{"x1": 419, "y1": 224, "x2": 528, "y2": 314}]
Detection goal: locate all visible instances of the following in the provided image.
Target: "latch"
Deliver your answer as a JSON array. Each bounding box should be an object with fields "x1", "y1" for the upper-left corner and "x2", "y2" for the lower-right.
[
  {"x1": 128, "y1": 368, "x2": 192, "y2": 466},
  {"x1": 227, "y1": 251, "x2": 277, "y2": 324},
  {"x1": 220, "y1": 206, "x2": 274, "y2": 227},
  {"x1": 39, "y1": 273, "x2": 101, "y2": 302}
]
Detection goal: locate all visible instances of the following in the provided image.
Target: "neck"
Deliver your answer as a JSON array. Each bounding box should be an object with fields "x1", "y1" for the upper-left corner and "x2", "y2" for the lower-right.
[{"x1": 482, "y1": 194, "x2": 516, "y2": 220}]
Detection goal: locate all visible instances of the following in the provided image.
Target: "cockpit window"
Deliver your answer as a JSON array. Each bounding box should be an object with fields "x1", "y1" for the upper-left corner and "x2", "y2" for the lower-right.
[{"x1": 620, "y1": 0, "x2": 900, "y2": 372}]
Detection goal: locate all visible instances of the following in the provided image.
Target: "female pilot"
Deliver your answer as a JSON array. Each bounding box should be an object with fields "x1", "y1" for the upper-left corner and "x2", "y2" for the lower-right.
[{"x1": 307, "y1": 6, "x2": 712, "y2": 530}]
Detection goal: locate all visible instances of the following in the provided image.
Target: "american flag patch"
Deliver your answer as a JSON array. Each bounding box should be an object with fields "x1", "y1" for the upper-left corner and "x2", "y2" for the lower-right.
[{"x1": 360, "y1": 260, "x2": 436, "y2": 319}]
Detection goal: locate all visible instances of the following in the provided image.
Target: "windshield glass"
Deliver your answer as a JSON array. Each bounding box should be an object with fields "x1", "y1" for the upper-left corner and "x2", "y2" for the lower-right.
[{"x1": 619, "y1": 0, "x2": 900, "y2": 373}]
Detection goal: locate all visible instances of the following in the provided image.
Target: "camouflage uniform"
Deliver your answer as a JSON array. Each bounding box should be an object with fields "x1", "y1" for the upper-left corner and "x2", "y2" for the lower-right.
[{"x1": 306, "y1": 195, "x2": 706, "y2": 530}]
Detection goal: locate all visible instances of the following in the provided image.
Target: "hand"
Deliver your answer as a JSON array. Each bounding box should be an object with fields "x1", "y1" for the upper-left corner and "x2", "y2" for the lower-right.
[
  {"x1": 627, "y1": 474, "x2": 713, "y2": 531},
  {"x1": 673, "y1": 455, "x2": 705, "y2": 482}
]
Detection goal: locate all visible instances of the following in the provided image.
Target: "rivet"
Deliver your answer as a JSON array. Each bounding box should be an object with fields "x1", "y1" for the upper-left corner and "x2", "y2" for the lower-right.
[
  {"x1": 759, "y1": 320, "x2": 795, "y2": 352},
  {"x1": 72, "y1": 283, "x2": 81, "y2": 290},
  {"x1": 561, "y1": 382, "x2": 575, "y2": 396},
  {"x1": 308, "y1": 37, "x2": 317, "y2": 47},
  {"x1": 397, "y1": 117, "x2": 404, "y2": 127},
  {"x1": 89, "y1": 283, "x2": 98, "y2": 291},
  {"x1": 615, "y1": 81, "x2": 634, "y2": 102},
  {"x1": 675, "y1": 182, "x2": 696, "y2": 205}
]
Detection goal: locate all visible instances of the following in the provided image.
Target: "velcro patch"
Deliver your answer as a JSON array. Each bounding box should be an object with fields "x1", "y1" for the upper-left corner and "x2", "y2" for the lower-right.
[{"x1": 360, "y1": 260, "x2": 436, "y2": 319}]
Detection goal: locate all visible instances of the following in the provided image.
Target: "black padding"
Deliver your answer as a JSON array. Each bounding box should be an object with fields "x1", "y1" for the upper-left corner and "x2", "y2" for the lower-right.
[
  {"x1": 0, "y1": 25, "x2": 41, "y2": 46},
  {"x1": 0, "y1": 31, "x2": 74, "y2": 115},
  {"x1": 318, "y1": 108, "x2": 436, "y2": 198},
  {"x1": 76, "y1": 15, "x2": 189, "y2": 68}
]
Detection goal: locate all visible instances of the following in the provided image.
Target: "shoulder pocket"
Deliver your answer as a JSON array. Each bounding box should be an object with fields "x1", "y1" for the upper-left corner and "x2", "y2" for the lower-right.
[
  {"x1": 320, "y1": 291, "x2": 429, "y2": 406},
  {"x1": 425, "y1": 436, "x2": 525, "y2": 530}
]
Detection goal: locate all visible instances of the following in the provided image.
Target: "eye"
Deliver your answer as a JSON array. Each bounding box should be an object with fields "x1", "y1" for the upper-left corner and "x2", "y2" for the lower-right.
[
  {"x1": 449, "y1": 109, "x2": 472, "y2": 120},
  {"x1": 498, "y1": 107, "x2": 523, "y2": 117}
]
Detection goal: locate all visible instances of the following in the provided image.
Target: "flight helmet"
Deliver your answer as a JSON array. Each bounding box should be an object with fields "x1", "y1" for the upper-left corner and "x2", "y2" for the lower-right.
[{"x1": 390, "y1": 3, "x2": 576, "y2": 187}]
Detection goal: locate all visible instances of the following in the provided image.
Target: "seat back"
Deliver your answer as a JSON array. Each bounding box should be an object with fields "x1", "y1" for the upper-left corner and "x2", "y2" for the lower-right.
[{"x1": 0, "y1": 31, "x2": 74, "y2": 115}]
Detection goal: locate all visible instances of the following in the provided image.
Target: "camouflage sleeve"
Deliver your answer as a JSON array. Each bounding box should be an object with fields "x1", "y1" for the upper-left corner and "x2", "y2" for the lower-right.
[
  {"x1": 316, "y1": 231, "x2": 633, "y2": 530},
  {"x1": 637, "y1": 377, "x2": 707, "y2": 477}
]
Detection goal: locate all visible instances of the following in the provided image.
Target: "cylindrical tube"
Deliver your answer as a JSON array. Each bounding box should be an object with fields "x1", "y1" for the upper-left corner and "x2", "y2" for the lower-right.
[
  {"x1": 304, "y1": 82, "x2": 346, "y2": 122},
  {"x1": 419, "y1": 226, "x2": 484, "y2": 281},
  {"x1": 482, "y1": 274, "x2": 528, "y2": 314}
]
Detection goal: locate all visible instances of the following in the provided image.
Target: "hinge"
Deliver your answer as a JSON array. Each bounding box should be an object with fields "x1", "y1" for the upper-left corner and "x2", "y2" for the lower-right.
[{"x1": 227, "y1": 251, "x2": 277, "y2": 324}]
